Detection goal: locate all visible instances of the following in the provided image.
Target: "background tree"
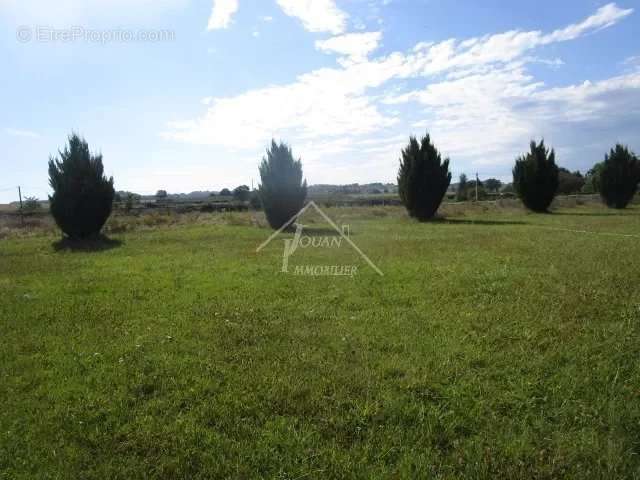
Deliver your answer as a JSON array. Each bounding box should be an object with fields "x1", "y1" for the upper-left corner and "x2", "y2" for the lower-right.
[
  {"x1": 48, "y1": 133, "x2": 115, "y2": 238},
  {"x1": 599, "y1": 144, "x2": 640, "y2": 209},
  {"x1": 456, "y1": 174, "x2": 468, "y2": 201},
  {"x1": 233, "y1": 185, "x2": 251, "y2": 202},
  {"x1": 259, "y1": 140, "x2": 307, "y2": 229},
  {"x1": 156, "y1": 190, "x2": 168, "y2": 198},
  {"x1": 584, "y1": 162, "x2": 604, "y2": 193},
  {"x1": 484, "y1": 178, "x2": 503, "y2": 193},
  {"x1": 219, "y1": 188, "x2": 232, "y2": 197},
  {"x1": 22, "y1": 196, "x2": 41, "y2": 213},
  {"x1": 513, "y1": 140, "x2": 559, "y2": 212},
  {"x1": 467, "y1": 178, "x2": 485, "y2": 201},
  {"x1": 557, "y1": 168, "x2": 585, "y2": 195},
  {"x1": 398, "y1": 133, "x2": 451, "y2": 220}
]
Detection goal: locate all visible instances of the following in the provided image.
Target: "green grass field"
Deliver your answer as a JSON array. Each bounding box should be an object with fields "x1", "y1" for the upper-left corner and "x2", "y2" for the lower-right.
[{"x1": 1, "y1": 205, "x2": 640, "y2": 479}]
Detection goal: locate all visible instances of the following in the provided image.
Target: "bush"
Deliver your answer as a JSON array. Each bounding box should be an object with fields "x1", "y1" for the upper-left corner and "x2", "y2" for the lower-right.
[
  {"x1": 48, "y1": 133, "x2": 115, "y2": 239},
  {"x1": 600, "y1": 144, "x2": 640, "y2": 209},
  {"x1": 258, "y1": 140, "x2": 307, "y2": 230},
  {"x1": 124, "y1": 192, "x2": 139, "y2": 213},
  {"x1": 513, "y1": 140, "x2": 559, "y2": 212},
  {"x1": 22, "y1": 196, "x2": 41, "y2": 213},
  {"x1": 397, "y1": 133, "x2": 451, "y2": 220}
]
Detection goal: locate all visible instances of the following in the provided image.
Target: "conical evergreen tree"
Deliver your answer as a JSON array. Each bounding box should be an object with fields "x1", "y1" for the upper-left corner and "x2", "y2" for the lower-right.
[
  {"x1": 397, "y1": 133, "x2": 451, "y2": 220},
  {"x1": 599, "y1": 144, "x2": 639, "y2": 209},
  {"x1": 48, "y1": 133, "x2": 115, "y2": 238},
  {"x1": 513, "y1": 140, "x2": 559, "y2": 212},
  {"x1": 258, "y1": 140, "x2": 307, "y2": 230}
]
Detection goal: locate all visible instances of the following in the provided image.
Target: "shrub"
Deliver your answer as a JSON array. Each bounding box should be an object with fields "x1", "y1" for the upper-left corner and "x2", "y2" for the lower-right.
[
  {"x1": 124, "y1": 192, "x2": 138, "y2": 213},
  {"x1": 22, "y1": 196, "x2": 41, "y2": 213},
  {"x1": 48, "y1": 133, "x2": 115, "y2": 239},
  {"x1": 258, "y1": 140, "x2": 307, "y2": 230},
  {"x1": 513, "y1": 140, "x2": 559, "y2": 212},
  {"x1": 142, "y1": 212, "x2": 172, "y2": 227},
  {"x1": 397, "y1": 133, "x2": 451, "y2": 220},
  {"x1": 599, "y1": 144, "x2": 640, "y2": 209}
]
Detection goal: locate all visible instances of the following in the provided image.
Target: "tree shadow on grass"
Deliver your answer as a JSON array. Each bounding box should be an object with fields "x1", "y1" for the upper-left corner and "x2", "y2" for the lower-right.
[
  {"x1": 431, "y1": 218, "x2": 528, "y2": 227},
  {"x1": 296, "y1": 226, "x2": 344, "y2": 237},
  {"x1": 552, "y1": 211, "x2": 634, "y2": 217},
  {"x1": 52, "y1": 234, "x2": 123, "y2": 253}
]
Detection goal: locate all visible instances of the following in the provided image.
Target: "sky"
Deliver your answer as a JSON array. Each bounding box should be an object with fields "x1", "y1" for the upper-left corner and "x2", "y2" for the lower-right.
[{"x1": 0, "y1": 0, "x2": 639, "y2": 202}]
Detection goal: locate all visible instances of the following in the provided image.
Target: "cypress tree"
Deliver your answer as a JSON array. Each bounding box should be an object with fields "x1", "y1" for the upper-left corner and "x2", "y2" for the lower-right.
[
  {"x1": 397, "y1": 133, "x2": 451, "y2": 220},
  {"x1": 259, "y1": 140, "x2": 307, "y2": 230},
  {"x1": 513, "y1": 140, "x2": 559, "y2": 212},
  {"x1": 48, "y1": 133, "x2": 115, "y2": 239},
  {"x1": 600, "y1": 144, "x2": 639, "y2": 209}
]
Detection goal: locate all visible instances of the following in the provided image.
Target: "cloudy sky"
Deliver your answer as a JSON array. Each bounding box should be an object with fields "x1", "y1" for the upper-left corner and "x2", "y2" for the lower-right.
[{"x1": 1, "y1": 0, "x2": 639, "y2": 202}]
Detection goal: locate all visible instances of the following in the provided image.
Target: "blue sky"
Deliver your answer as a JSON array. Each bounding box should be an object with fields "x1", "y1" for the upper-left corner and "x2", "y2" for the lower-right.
[{"x1": 1, "y1": 0, "x2": 639, "y2": 202}]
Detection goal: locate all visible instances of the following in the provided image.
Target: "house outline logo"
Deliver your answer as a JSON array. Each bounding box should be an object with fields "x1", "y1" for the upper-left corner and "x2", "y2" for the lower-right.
[{"x1": 256, "y1": 201, "x2": 384, "y2": 276}]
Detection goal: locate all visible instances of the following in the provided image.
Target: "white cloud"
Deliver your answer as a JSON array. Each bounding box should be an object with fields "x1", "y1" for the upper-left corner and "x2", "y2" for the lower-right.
[
  {"x1": 164, "y1": 66, "x2": 397, "y2": 149},
  {"x1": 532, "y1": 73, "x2": 640, "y2": 122},
  {"x1": 403, "y1": 3, "x2": 633, "y2": 76},
  {"x1": 316, "y1": 31, "x2": 382, "y2": 63},
  {"x1": 207, "y1": 0, "x2": 239, "y2": 30},
  {"x1": 542, "y1": 3, "x2": 633, "y2": 43},
  {"x1": 164, "y1": 3, "x2": 637, "y2": 180},
  {"x1": 4, "y1": 128, "x2": 40, "y2": 138},
  {"x1": 276, "y1": 0, "x2": 348, "y2": 34}
]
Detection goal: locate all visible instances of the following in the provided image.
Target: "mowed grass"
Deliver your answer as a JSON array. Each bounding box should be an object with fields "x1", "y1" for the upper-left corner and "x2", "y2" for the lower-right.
[{"x1": 1, "y1": 205, "x2": 640, "y2": 479}]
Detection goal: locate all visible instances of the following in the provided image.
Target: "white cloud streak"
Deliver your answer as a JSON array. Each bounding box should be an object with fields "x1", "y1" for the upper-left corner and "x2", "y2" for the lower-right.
[
  {"x1": 276, "y1": 0, "x2": 348, "y2": 34},
  {"x1": 316, "y1": 31, "x2": 382, "y2": 63},
  {"x1": 4, "y1": 128, "x2": 40, "y2": 138},
  {"x1": 207, "y1": 0, "x2": 239, "y2": 30}
]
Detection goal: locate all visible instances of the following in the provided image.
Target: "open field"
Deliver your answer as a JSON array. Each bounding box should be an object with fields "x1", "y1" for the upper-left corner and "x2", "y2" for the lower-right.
[{"x1": 1, "y1": 204, "x2": 640, "y2": 478}]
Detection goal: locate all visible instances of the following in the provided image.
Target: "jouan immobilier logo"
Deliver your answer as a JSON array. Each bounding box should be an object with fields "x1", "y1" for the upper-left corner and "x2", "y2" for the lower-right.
[{"x1": 256, "y1": 201, "x2": 383, "y2": 277}]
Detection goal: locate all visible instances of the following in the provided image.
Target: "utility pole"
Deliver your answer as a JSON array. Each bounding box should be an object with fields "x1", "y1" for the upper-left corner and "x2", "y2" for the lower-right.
[
  {"x1": 18, "y1": 186, "x2": 24, "y2": 226},
  {"x1": 475, "y1": 173, "x2": 479, "y2": 202}
]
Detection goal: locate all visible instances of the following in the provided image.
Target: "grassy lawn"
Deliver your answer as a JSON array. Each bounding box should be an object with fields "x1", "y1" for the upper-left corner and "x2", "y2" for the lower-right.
[{"x1": 1, "y1": 205, "x2": 639, "y2": 478}]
